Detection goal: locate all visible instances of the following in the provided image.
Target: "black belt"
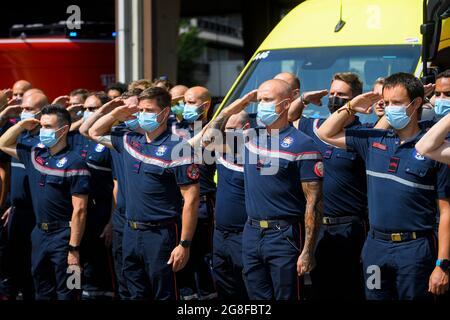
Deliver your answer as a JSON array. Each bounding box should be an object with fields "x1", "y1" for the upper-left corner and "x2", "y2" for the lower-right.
[
  {"x1": 322, "y1": 216, "x2": 361, "y2": 225},
  {"x1": 127, "y1": 219, "x2": 176, "y2": 230},
  {"x1": 247, "y1": 218, "x2": 298, "y2": 229},
  {"x1": 370, "y1": 229, "x2": 431, "y2": 243},
  {"x1": 37, "y1": 221, "x2": 71, "y2": 232}
]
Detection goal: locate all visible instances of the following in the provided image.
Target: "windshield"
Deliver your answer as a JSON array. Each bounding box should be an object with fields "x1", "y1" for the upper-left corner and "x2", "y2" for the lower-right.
[{"x1": 222, "y1": 45, "x2": 421, "y2": 124}]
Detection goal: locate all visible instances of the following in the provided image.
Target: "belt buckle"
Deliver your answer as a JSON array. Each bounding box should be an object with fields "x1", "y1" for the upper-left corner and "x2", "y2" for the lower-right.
[
  {"x1": 391, "y1": 233, "x2": 402, "y2": 242},
  {"x1": 41, "y1": 223, "x2": 49, "y2": 232},
  {"x1": 259, "y1": 220, "x2": 269, "y2": 228},
  {"x1": 322, "y1": 217, "x2": 331, "y2": 225},
  {"x1": 130, "y1": 221, "x2": 138, "y2": 230}
]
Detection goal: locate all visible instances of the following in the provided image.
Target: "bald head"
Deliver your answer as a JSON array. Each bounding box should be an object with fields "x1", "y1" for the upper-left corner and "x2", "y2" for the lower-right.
[
  {"x1": 13, "y1": 80, "x2": 33, "y2": 100},
  {"x1": 185, "y1": 86, "x2": 211, "y2": 104},
  {"x1": 274, "y1": 72, "x2": 300, "y2": 99},
  {"x1": 170, "y1": 85, "x2": 188, "y2": 102},
  {"x1": 22, "y1": 92, "x2": 48, "y2": 116},
  {"x1": 23, "y1": 88, "x2": 44, "y2": 100},
  {"x1": 258, "y1": 79, "x2": 292, "y2": 101}
]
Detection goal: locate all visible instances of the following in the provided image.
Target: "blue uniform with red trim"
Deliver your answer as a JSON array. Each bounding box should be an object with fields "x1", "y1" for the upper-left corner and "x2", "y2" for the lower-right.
[
  {"x1": 170, "y1": 118, "x2": 217, "y2": 300},
  {"x1": 110, "y1": 123, "x2": 130, "y2": 299},
  {"x1": 345, "y1": 127, "x2": 450, "y2": 300},
  {"x1": 242, "y1": 125, "x2": 323, "y2": 300},
  {"x1": 17, "y1": 143, "x2": 90, "y2": 300},
  {"x1": 299, "y1": 117, "x2": 367, "y2": 300},
  {"x1": 69, "y1": 131, "x2": 114, "y2": 299},
  {"x1": 6, "y1": 131, "x2": 40, "y2": 299},
  {"x1": 213, "y1": 152, "x2": 248, "y2": 299},
  {"x1": 111, "y1": 128, "x2": 199, "y2": 300}
]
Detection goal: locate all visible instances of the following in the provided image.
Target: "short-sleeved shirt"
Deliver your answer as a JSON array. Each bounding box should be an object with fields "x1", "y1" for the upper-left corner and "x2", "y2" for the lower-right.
[
  {"x1": 346, "y1": 127, "x2": 450, "y2": 233},
  {"x1": 10, "y1": 131, "x2": 40, "y2": 207},
  {"x1": 215, "y1": 152, "x2": 246, "y2": 231},
  {"x1": 299, "y1": 117, "x2": 367, "y2": 218},
  {"x1": 110, "y1": 124, "x2": 128, "y2": 214},
  {"x1": 69, "y1": 131, "x2": 113, "y2": 200},
  {"x1": 244, "y1": 125, "x2": 323, "y2": 220},
  {"x1": 17, "y1": 144, "x2": 91, "y2": 223},
  {"x1": 111, "y1": 128, "x2": 199, "y2": 222}
]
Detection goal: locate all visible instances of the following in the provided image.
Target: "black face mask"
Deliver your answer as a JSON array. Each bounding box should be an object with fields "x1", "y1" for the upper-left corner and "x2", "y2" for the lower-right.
[{"x1": 327, "y1": 96, "x2": 349, "y2": 113}]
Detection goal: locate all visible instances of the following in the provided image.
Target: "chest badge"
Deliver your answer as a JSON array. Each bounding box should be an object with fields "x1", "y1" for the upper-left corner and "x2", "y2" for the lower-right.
[
  {"x1": 412, "y1": 149, "x2": 425, "y2": 161},
  {"x1": 95, "y1": 144, "x2": 106, "y2": 153},
  {"x1": 155, "y1": 145, "x2": 168, "y2": 157},
  {"x1": 56, "y1": 157, "x2": 68, "y2": 168},
  {"x1": 281, "y1": 136, "x2": 294, "y2": 148}
]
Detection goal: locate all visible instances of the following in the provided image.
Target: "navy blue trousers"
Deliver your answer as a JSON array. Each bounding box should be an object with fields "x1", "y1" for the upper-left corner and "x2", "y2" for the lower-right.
[
  {"x1": 122, "y1": 222, "x2": 178, "y2": 300},
  {"x1": 242, "y1": 222, "x2": 302, "y2": 300},
  {"x1": 362, "y1": 232, "x2": 436, "y2": 300},
  {"x1": 212, "y1": 228, "x2": 248, "y2": 300},
  {"x1": 310, "y1": 219, "x2": 366, "y2": 300},
  {"x1": 31, "y1": 226, "x2": 75, "y2": 300},
  {"x1": 112, "y1": 207, "x2": 129, "y2": 299}
]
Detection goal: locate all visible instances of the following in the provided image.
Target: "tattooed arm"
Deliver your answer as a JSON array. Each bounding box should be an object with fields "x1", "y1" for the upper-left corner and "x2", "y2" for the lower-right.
[
  {"x1": 298, "y1": 180, "x2": 323, "y2": 276},
  {"x1": 193, "y1": 90, "x2": 258, "y2": 149}
]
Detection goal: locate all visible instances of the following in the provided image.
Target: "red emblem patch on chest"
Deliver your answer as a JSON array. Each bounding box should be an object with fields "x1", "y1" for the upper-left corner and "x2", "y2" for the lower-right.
[
  {"x1": 35, "y1": 156, "x2": 45, "y2": 165},
  {"x1": 372, "y1": 142, "x2": 387, "y2": 151},
  {"x1": 187, "y1": 164, "x2": 200, "y2": 180}
]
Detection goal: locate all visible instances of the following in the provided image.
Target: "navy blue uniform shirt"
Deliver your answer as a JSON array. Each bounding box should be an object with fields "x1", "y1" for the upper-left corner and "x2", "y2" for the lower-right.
[
  {"x1": 299, "y1": 117, "x2": 367, "y2": 218},
  {"x1": 346, "y1": 127, "x2": 450, "y2": 233},
  {"x1": 244, "y1": 125, "x2": 323, "y2": 220},
  {"x1": 17, "y1": 144, "x2": 91, "y2": 223},
  {"x1": 10, "y1": 131, "x2": 40, "y2": 206},
  {"x1": 111, "y1": 128, "x2": 199, "y2": 222},
  {"x1": 215, "y1": 152, "x2": 246, "y2": 231}
]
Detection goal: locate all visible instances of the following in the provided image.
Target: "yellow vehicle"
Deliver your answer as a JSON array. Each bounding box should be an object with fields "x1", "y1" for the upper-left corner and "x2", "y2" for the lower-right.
[{"x1": 217, "y1": 0, "x2": 450, "y2": 123}]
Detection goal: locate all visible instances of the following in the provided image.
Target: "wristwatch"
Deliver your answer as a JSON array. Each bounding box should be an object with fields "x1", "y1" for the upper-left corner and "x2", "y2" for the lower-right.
[
  {"x1": 179, "y1": 240, "x2": 191, "y2": 248},
  {"x1": 68, "y1": 245, "x2": 80, "y2": 252},
  {"x1": 436, "y1": 259, "x2": 450, "y2": 271},
  {"x1": 300, "y1": 93, "x2": 310, "y2": 105}
]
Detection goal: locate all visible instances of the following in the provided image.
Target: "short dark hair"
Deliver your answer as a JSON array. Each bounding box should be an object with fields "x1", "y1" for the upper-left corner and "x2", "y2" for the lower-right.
[
  {"x1": 41, "y1": 104, "x2": 72, "y2": 127},
  {"x1": 121, "y1": 88, "x2": 143, "y2": 99},
  {"x1": 436, "y1": 69, "x2": 450, "y2": 81},
  {"x1": 87, "y1": 92, "x2": 110, "y2": 105},
  {"x1": 138, "y1": 87, "x2": 171, "y2": 109},
  {"x1": 383, "y1": 72, "x2": 424, "y2": 102},
  {"x1": 153, "y1": 78, "x2": 173, "y2": 91},
  {"x1": 69, "y1": 88, "x2": 90, "y2": 100},
  {"x1": 332, "y1": 72, "x2": 363, "y2": 97},
  {"x1": 106, "y1": 82, "x2": 128, "y2": 94}
]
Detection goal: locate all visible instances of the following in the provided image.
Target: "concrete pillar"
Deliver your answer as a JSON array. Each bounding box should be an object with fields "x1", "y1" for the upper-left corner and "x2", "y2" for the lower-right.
[{"x1": 116, "y1": 0, "x2": 180, "y2": 84}]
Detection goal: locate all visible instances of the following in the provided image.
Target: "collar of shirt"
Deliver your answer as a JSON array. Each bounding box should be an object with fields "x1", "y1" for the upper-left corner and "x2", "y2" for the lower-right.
[{"x1": 40, "y1": 145, "x2": 71, "y2": 159}]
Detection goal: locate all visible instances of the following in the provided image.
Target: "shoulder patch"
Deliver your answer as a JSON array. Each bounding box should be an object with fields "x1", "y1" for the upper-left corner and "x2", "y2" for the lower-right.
[
  {"x1": 36, "y1": 143, "x2": 45, "y2": 149},
  {"x1": 56, "y1": 157, "x2": 68, "y2": 168},
  {"x1": 187, "y1": 164, "x2": 200, "y2": 180},
  {"x1": 281, "y1": 136, "x2": 294, "y2": 148},
  {"x1": 314, "y1": 161, "x2": 324, "y2": 177}
]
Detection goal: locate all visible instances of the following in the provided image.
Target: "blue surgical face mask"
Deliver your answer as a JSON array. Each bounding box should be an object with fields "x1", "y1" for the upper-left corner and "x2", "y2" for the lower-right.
[
  {"x1": 183, "y1": 103, "x2": 204, "y2": 122},
  {"x1": 138, "y1": 109, "x2": 165, "y2": 132},
  {"x1": 434, "y1": 98, "x2": 450, "y2": 117},
  {"x1": 385, "y1": 99, "x2": 415, "y2": 130},
  {"x1": 124, "y1": 113, "x2": 139, "y2": 130},
  {"x1": 39, "y1": 126, "x2": 65, "y2": 148},
  {"x1": 83, "y1": 110, "x2": 93, "y2": 122},
  {"x1": 257, "y1": 100, "x2": 286, "y2": 126},
  {"x1": 171, "y1": 101, "x2": 185, "y2": 115},
  {"x1": 20, "y1": 111, "x2": 36, "y2": 121}
]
